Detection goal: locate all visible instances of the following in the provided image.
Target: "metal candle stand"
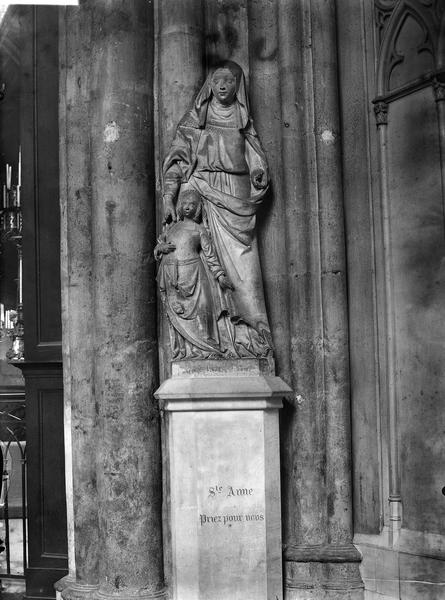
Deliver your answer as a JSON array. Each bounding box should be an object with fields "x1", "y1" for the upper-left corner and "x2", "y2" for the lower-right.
[{"x1": 0, "y1": 186, "x2": 24, "y2": 361}]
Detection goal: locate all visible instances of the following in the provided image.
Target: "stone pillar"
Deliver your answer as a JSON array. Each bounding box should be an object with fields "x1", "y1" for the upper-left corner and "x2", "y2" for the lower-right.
[
  {"x1": 372, "y1": 99, "x2": 403, "y2": 544},
  {"x1": 59, "y1": 5, "x2": 99, "y2": 600},
  {"x1": 59, "y1": 144, "x2": 76, "y2": 600},
  {"x1": 434, "y1": 79, "x2": 445, "y2": 241},
  {"x1": 276, "y1": 0, "x2": 326, "y2": 560},
  {"x1": 157, "y1": 0, "x2": 204, "y2": 157},
  {"x1": 60, "y1": 1, "x2": 165, "y2": 599},
  {"x1": 88, "y1": 2, "x2": 164, "y2": 598},
  {"x1": 155, "y1": 3, "x2": 205, "y2": 584},
  {"x1": 247, "y1": 0, "x2": 291, "y2": 379},
  {"x1": 204, "y1": 0, "x2": 249, "y2": 72},
  {"x1": 280, "y1": 1, "x2": 364, "y2": 597},
  {"x1": 156, "y1": 0, "x2": 205, "y2": 381}
]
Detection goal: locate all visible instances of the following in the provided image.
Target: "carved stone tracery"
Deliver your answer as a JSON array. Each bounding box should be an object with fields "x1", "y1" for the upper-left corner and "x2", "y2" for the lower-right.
[
  {"x1": 375, "y1": 0, "x2": 398, "y2": 47},
  {"x1": 375, "y1": 0, "x2": 442, "y2": 96}
]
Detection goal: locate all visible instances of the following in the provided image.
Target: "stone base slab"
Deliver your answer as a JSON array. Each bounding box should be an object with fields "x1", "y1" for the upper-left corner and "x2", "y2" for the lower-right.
[
  {"x1": 60, "y1": 582, "x2": 99, "y2": 600},
  {"x1": 96, "y1": 587, "x2": 166, "y2": 600}
]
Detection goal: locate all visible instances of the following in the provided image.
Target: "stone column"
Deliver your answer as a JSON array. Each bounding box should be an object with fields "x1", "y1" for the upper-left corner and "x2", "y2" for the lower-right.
[
  {"x1": 156, "y1": 0, "x2": 204, "y2": 382},
  {"x1": 434, "y1": 79, "x2": 445, "y2": 245},
  {"x1": 60, "y1": 1, "x2": 164, "y2": 599},
  {"x1": 157, "y1": 0, "x2": 204, "y2": 157},
  {"x1": 280, "y1": 0, "x2": 363, "y2": 597},
  {"x1": 88, "y1": 2, "x2": 164, "y2": 598},
  {"x1": 372, "y1": 99, "x2": 402, "y2": 544},
  {"x1": 247, "y1": 0, "x2": 291, "y2": 379},
  {"x1": 155, "y1": 3, "x2": 205, "y2": 584},
  {"x1": 59, "y1": 5, "x2": 99, "y2": 600},
  {"x1": 204, "y1": 0, "x2": 249, "y2": 72},
  {"x1": 276, "y1": 0, "x2": 327, "y2": 560}
]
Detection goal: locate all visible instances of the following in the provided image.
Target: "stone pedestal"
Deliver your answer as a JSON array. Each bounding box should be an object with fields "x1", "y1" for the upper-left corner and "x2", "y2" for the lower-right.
[{"x1": 156, "y1": 359, "x2": 291, "y2": 600}]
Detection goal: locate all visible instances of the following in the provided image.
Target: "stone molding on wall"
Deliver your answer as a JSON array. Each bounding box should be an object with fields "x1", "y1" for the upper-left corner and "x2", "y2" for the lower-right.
[
  {"x1": 374, "y1": 60, "x2": 403, "y2": 550},
  {"x1": 371, "y1": 0, "x2": 445, "y2": 549}
]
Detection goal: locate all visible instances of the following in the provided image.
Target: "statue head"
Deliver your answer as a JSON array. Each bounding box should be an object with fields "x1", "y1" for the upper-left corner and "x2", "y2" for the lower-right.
[
  {"x1": 211, "y1": 68, "x2": 237, "y2": 105},
  {"x1": 192, "y1": 60, "x2": 250, "y2": 129},
  {"x1": 177, "y1": 188, "x2": 202, "y2": 222},
  {"x1": 210, "y1": 61, "x2": 243, "y2": 106}
]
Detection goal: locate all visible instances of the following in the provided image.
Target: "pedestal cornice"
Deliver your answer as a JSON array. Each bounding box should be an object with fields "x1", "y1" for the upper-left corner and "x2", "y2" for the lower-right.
[{"x1": 155, "y1": 359, "x2": 292, "y2": 412}]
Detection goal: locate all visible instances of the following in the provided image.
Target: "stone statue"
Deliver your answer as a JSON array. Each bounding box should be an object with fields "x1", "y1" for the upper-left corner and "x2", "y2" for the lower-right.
[
  {"x1": 159, "y1": 60, "x2": 272, "y2": 359},
  {"x1": 155, "y1": 188, "x2": 233, "y2": 359}
]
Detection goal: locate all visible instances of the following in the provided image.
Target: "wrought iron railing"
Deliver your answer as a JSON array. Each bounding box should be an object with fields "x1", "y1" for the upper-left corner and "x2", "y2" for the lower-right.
[{"x1": 0, "y1": 389, "x2": 26, "y2": 581}]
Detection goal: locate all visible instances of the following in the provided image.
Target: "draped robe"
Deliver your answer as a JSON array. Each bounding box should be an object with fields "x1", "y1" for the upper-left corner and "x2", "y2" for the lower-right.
[{"x1": 156, "y1": 220, "x2": 225, "y2": 359}]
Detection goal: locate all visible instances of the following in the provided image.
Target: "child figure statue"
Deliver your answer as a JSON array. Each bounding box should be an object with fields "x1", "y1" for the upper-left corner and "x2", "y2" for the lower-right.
[{"x1": 155, "y1": 187, "x2": 233, "y2": 359}]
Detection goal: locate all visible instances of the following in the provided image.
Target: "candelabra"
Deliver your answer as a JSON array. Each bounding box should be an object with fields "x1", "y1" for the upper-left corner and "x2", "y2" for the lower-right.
[{"x1": 0, "y1": 185, "x2": 24, "y2": 361}]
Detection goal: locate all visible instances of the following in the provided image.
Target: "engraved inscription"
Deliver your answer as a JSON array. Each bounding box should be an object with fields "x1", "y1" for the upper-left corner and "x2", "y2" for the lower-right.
[
  {"x1": 208, "y1": 484, "x2": 254, "y2": 498},
  {"x1": 202, "y1": 484, "x2": 264, "y2": 526},
  {"x1": 199, "y1": 513, "x2": 264, "y2": 526}
]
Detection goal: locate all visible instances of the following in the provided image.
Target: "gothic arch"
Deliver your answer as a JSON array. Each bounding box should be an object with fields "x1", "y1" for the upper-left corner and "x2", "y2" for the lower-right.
[{"x1": 376, "y1": 0, "x2": 439, "y2": 97}]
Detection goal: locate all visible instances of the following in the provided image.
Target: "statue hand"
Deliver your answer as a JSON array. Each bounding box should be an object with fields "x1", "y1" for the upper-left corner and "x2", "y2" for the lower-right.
[
  {"x1": 163, "y1": 196, "x2": 177, "y2": 224},
  {"x1": 161, "y1": 242, "x2": 176, "y2": 254},
  {"x1": 251, "y1": 168, "x2": 268, "y2": 190},
  {"x1": 218, "y1": 274, "x2": 234, "y2": 291},
  {"x1": 154, "y1": 241, "x2": 176, "y2": 260}
]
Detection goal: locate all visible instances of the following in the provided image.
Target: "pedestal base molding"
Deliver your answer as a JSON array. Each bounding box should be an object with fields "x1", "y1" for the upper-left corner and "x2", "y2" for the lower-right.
[
  {"x1": 96, "y1": 587, "x2": 166, "y2": 600},
  {"x1": 55, "y1": 575, "x2": 75, "y2": 600},
  {"x1": 285, "y1": 543, "x2": 362, "y2": 563},
  {"x1": 60, "y1": 582, "x2": 99, "y2": 600},
  {"x1": 285, "y1": 560, "x2": 364, "y2": 600},
  {"x1": 55, "y1": 575, "x2": 75, "y2": 593},
  {"x1": 56, "y1": 580, "x2": 166, "y2": 600}
]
